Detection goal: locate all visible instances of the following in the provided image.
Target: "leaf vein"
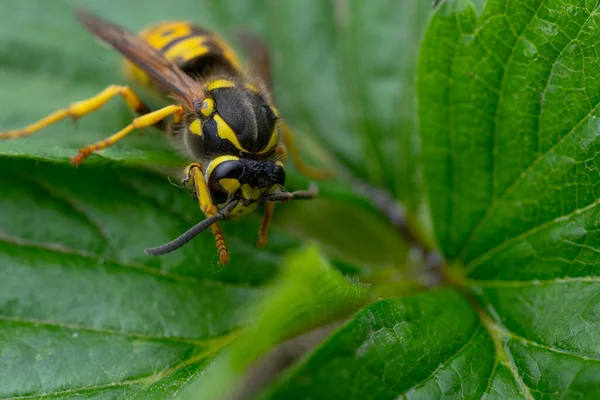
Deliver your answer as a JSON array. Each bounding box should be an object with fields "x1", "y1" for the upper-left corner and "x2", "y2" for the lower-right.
[
  {"x1": 0, "y1": 313, "x2": 235, "y2": 347},
  {"x1": 465, "y1": 198, "x2": 600, "y2": 274},
  {"x1": 14, "y1": 171, "x2": 121, "y2": 256},
  {"x1": 2, "y1": 341, "x2": 227, "y2": 400},
  {"x1": 468, "y1": 276, "x2": 600, "y2": 288},
  {"x1": 0, "y1": 231, "x2": 253, "y2": 288},
  {"x1": 457, "y1": 4, "x2": 599, "y2": 263},
  {"x1": 403, "y1": 325, "x2": 483, "y2": 396},
  {"x1": 505, "y1": 330, "x2": 600, "y2": 362},
  {"x1": 489, "y1": 1, "x2": 544, "y2": 201}
]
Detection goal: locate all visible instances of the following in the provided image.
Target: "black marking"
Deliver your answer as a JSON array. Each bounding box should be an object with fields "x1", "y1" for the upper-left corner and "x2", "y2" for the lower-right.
[
  {"x1": 237, "y1": 159, "x2": 285, "y2": 188},
  {"x1": 180, "y1": 54, "x2": 238, "y2": 79},
  {"x1": 166, "y1": 35, "x2": 238, "y2": 79},
  {"x1": 185, "y1": 116, "x2": 238, "y2": 161},
  {"x1": 262, "y1": 104, "x2": 278, "y2": 121},
  {"x1": 201, "y1": 117, "x2": 238, "y2": 155},
  {"x1": 211, "y1": 87, "x2": 276, "y2": 153}
]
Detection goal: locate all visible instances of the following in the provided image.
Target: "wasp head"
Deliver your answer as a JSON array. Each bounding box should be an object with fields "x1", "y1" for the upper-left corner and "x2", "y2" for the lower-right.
[{"x1": 206, "y1": 156, "x2": 288, "y2": 217}]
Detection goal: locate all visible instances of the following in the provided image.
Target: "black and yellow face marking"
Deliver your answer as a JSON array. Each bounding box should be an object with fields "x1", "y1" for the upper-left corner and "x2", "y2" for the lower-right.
[{"x1": 205, "y1": 155, "x2": 286, "y2": 216}]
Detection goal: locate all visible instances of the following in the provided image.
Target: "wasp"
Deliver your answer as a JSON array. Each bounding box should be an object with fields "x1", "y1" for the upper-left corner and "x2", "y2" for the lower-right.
[{"x1": 0, "y1": 10, "x2": 331, "y2": 264}]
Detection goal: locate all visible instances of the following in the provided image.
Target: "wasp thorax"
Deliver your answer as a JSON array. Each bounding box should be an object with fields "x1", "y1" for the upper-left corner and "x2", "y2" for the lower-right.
[
  {"x1": 208, "y1": 85, "x2": 278, "y2": 152},
  {"x1": 184, "y1": 80, "x2": 282, "y2": 161}
]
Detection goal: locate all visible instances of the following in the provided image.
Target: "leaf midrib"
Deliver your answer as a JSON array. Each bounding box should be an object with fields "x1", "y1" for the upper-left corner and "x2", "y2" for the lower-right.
[
  {"x1": 473, "y1": 298, "x2": 535, "y2": 399},
  {"x1": 468, "y1": 276, "x2": 600, "y2": 288},
  {"x1": 464, "y1": 197, "x2": 600, "y2": 274}
]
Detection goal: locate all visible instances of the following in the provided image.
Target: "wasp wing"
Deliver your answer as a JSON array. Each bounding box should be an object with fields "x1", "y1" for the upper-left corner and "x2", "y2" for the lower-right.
[
  {"x1": 76, "y1": 9, "x2": 204, "y2": 108},
  {"x1": 235, "y1": 30, "x2": 273, "y2": 92}
]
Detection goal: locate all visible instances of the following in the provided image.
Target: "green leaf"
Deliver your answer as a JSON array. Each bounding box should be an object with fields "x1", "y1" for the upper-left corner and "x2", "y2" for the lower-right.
[
  {"x1": 419, "y1": 0, "x2": 600, "y2": 396},
  {"x1": 177, "y1": 245, "x2": 368, "y2": 399},
  {"x1": 263, "y1": 289, "x2": 490, "y2": 399},
  {"x1": 0, "y1": 0, "x2": 414, "y2": 397},
  {"x1": 0, "y1": 158, "x2": 265, "y2": 398},
  {"x1": 262, "y1": 0, "x2": 600, "y2": 398},
  {"x1": 0, "y1": 156, "x2": 387, "y2": 398}
]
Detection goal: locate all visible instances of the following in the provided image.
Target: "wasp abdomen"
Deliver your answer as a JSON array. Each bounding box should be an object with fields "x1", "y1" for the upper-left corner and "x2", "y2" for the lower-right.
[{"x1": 125, "y1": 21, "x2": 242, "y2": 90}]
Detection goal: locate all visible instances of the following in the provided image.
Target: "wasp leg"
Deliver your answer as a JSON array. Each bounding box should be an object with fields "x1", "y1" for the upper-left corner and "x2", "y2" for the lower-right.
[
  {"x1": 279, "y1": 122, "x2": 333, "y2": 180},
  {"x1": 257, "y1": 202, "x2": 276, "y2": 247},
  {"x1": 0, "y1": 85, "x2": 161, "y2": 140},
  {"x1": 71, "y1": 104, "x2": 184, "y2": 165},
  {"x1": 183, "y1": 162, "x2": 230, "y2": 264}
]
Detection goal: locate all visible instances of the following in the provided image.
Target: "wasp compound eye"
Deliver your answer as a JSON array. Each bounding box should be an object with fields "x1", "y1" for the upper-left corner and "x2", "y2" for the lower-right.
[
  {"x1": 273, "y1": 163, "x2": 286, "y2": 186},
  {"x1": 208, "y1": 159, "x2": 245, "y2": 196}
]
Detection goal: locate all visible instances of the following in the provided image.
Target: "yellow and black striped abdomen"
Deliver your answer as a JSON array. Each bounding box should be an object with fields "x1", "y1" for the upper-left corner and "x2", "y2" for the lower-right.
[{"x1": 125, "y1": 21, "x2": 243, "y2": 91}]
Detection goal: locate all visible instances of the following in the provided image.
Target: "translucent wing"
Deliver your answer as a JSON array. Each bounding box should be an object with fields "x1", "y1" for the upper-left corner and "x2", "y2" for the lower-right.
[
  {"x1": 76, "y1": 9, "x2": 204, "y2": 108},
  {"x1": 236, "y1": 30, "x2": 273, "y2": 92}
]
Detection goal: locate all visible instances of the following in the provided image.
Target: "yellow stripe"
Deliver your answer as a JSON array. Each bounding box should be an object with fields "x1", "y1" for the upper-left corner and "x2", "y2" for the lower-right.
[
  {"x1": 214, "y1": 114, "x2": 246, "y2": 152},
  {"x1": 208, "y1": 79, "x2": 236, "y2": 91},
  {"x1": 219, "y1": 178, "x2": 241, "y2": 194},
  {"x1": 241, "y1": 184, "x2": 267, "y2": 200},
  {"x1": 256, "y1": 125, "x2": 280, "y2": 155},
  {"x1": 213, "y1": 36, "x2": 243, "y2": 71},
  {"x1": 189, "y1": 119, "x2": 201, "y2": 135},
  {"x1": 271, "y1": 106, "x2": 280, "y2": 119},
  {"x1": 163, "y1": 37, "x2": 210, "y2": 63},
  {"x1": 245, "y1": 83, "x2": 260, "y2": 93},
  {"x1": 142, "y1": 23, "x2": 193, "y2": 50}
]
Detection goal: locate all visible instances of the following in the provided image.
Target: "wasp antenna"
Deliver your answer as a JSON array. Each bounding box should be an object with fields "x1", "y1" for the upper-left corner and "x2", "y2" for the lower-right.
[
  {"x1": 145, "y1": 214, "x2": 222, "y2": 256},
  {"x1": 291, "y1": 183, "x2": 318, "y2": 199},
  {"x1": 145, "y1": 200, "x2": 238, "y2": 256},
  {"x1": 263, "y1": 183, "x2": 318, "y2": 202}
]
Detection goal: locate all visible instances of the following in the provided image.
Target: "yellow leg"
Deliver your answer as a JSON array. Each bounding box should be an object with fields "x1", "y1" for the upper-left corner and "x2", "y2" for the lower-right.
[
  {"x1": 257, "y1": 202, "x2": 276, "y2": 247},
  {"x1": 0, "y1": 85, "x2": 154, "y2": 140},
  {"x1": 71, "y1": 104, "x2": 184, "y2": 166},
  {"x1": 280, "y1": 122, "x2": 333, "y2": 180},
  {"x1": 183, "y1": 162, "x2": 230, "y2": 264}
]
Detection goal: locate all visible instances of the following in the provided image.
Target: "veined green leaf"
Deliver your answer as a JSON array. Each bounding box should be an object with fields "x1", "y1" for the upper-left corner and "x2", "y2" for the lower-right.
[{"x1": 265, "y1": 0, "x2": 600, "y2": 398}]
